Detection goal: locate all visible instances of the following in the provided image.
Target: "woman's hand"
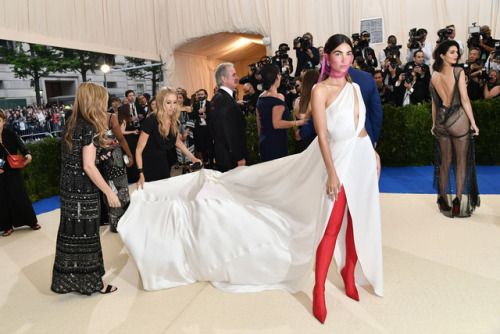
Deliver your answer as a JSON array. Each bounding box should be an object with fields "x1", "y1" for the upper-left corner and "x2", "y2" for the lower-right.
[
  {"x1": 471, "y1": 123, "x2": 479, "y2": 136},
  {"x1": 375, "y1": 150, "x2": 381, "y2": 180},
  {"x1": 133, "y1": 129, "x2": 139, "y2": 135},
  {"x1": 191, "y1": 157, "x2": 203, "y2": 166},
  {"x1": 106, "y1": 191, "x2": 120, "y2": 208},
  {"x1": 24, "y1": 154, "x2": 32, "y2": 164},
  {"x1": 297, "y1": 119, "x2": 306, "y2": 127},
  {"x1": 137, "y1": 173, "x2": 145, "y2": 189},
  {"x1": 126, "y1": 155, "x2": 134, "y2": 168},
  {"x1": 431, "y1": 124, "x2": 436, "y2": 136},
  {"x1": 326, "y1": 173, "x2": 341, "y2": 202},
  {"x1": 0, "y1": 169, "x2": 4, "y2": 174}
]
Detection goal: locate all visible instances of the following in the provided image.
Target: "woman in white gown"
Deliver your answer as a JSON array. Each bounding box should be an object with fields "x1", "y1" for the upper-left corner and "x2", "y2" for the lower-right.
[{"x1": 118, "y1": 34, "x2": 383, "y2": 323}]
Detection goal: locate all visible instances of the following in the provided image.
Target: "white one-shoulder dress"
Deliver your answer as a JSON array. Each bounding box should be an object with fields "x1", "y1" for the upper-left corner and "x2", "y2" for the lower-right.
[{"x1": 118, "y1": 82, "x2": 383, "y2": 296}]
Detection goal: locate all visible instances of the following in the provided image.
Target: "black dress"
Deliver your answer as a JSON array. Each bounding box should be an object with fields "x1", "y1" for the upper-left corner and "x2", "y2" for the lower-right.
[
  {"x1": 51, "y1": 120, "x2": 105, "y2": 295},
  {"x1": 430, "y1": 67, "x2": 480, "y2": 217},
  {"x1": 141, "y1": 115, "x2": 176, "y2": 182},
  {"x1": 256, "y1": 96, "x2": 290, "y2": 162},
  {"x1": 0, "y1": 128, "x2": 38, "y2": 232},
  {"x1": 99, "y1": 113, "x2": 130, "y2": 232},
  {"x1": 124, "y1": 122, "x2": 140, "y2": 183}
]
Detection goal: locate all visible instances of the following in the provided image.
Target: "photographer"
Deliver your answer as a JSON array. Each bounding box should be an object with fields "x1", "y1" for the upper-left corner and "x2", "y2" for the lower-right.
[
  {"x1": 484, "y1": 70, "x2": 500, "y2": 98},
  {"x1": 463, "y1": 48, "x2": 485, "y2": 100},
  {"x1": 468, "y1": 25, "x2": 498, "y2": 64},
  {"x1": 404, "y1": 50, "x2": 430, "y2": 103},
  {"x1": 239, "y1": 83, "x2": 259, "y2": 115},
  {"x1": 436, "y1": 25, "x2": 464, "y2": 54},
  {"x1": 485, "y1": 47, "x2": 500, "y2": 72},
  {"x1": 406, "y1": 28, "x2": 432, "y2": 64},
  {"x1": 272, "y1": 43, "x2": 294, "y2": 75},
  {"x1": 240, "y1": 57, "x2": 268, "y2": 92},
  {"x1": 373, "y1": 70, "x2": 390, "y2": 105},
  {"x1": 353, "y1": 31, "x2": 378, "y2": 68},
  {"x1": 293, "y1": 32, "x2": 320, "y2": 77},
  {"x1": 379, "y1": 35, "x2": 404, "y2": 69}
]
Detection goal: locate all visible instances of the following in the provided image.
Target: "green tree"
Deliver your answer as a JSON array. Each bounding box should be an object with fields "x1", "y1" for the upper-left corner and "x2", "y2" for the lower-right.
[
  {"x1": 1, "y1": 42, "x2": 63, "y2": 106},
  {"x1": 124, "y1": 57, "x2": 163, "y2": 96},
  {"x1": 55, "y1": 48, "x2": 110, "y2": 82}
]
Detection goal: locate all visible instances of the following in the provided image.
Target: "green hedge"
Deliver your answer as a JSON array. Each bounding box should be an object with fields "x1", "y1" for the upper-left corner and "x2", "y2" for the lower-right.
[
  {"x1": 22, "y1": 97, "x2": 500, "y2": 202},
  {"x1": 23, "y1": 137, "x2": 61, "y2": 203}
]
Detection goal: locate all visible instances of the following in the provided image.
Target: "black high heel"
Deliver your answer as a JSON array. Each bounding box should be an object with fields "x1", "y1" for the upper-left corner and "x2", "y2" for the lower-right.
[
  {"x1": 452, "y1": 198, "x2": 460, "y2": 216},
  {"x1": 437, "y1": 196, "x2": 451, "y2": 212}
]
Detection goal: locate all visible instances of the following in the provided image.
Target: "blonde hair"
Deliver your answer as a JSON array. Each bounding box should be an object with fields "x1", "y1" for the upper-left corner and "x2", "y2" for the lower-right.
[
  {"x1": 64, "y1": 82, "x2": 108, "y2": 150},
  {"x1": 154, "y1": 87, "x2": 179, "y2": 138}
]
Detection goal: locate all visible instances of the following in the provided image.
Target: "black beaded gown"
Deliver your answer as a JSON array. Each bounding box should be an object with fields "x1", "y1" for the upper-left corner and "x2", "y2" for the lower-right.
[
  {"x1": 430, "y1": 67, "x2": 480, "y2": 217},
  {"x1": 99, "y1": 113, "x2": 130, "y2": 232},
  {"x1": 51, "y1": 120, "x2": 105, "y2": 295}
]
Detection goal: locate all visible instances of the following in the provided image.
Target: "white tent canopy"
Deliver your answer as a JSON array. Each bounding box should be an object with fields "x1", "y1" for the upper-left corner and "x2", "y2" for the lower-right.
[{"x1": 0, "y1": 0, "x2": 498, "y2": 96}]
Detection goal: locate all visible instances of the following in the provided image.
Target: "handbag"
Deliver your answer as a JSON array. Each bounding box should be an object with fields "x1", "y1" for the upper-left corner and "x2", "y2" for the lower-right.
[{"x1": 1, "y1": 142, "x2": 26, "y2": 169}]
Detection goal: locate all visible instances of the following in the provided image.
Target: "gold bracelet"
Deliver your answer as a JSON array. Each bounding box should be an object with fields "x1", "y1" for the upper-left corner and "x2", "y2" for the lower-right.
[{"x1": 292, "y1": 120, "x2": 296, "y2": 127}]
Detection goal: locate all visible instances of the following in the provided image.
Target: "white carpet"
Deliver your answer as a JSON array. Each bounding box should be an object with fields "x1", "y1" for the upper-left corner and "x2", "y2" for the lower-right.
[{"x1": 1, "y1": 192, "x2": 499, "y2": 334}]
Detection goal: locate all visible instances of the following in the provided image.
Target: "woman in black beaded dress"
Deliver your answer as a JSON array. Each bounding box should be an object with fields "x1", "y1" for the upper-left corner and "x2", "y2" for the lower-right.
[
  {"x1": 136, "y1": 87, "x2": 202, "y2": 187},
  {"x1": 99, "y1": 109, "x2": 134, "y2": 232},
  {"x1": 430, "y1": 40, "x2": 480, "y2": 217},
  {"x1": 51, "y1": 82, "x2": 120, "y2": 295}
]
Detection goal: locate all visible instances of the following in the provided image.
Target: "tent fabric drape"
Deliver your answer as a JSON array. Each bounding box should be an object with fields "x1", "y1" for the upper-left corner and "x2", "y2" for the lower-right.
[{"x1": 0, "y1": 0, "x2": 499, "y2": 94}]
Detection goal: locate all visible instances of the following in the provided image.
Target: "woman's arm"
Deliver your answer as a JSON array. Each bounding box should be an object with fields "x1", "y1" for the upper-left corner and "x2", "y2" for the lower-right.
[
  {"x1": 120, "y1": 121, "x2": 139, "y2": 135},
  {"x1": 458, "y1": 71, "x2": 479, "y2": 135},
  {"x1": 110, "y1": 114, "x2": 133, "y2": 167},
  {"x1": 484, "y1": 83, "x2": 500, "y2": 99},
  {"x1": 272, "y1": 104, "x2": 306, "y2": 129},
  {"x1": 311, "y1": 85, "x2": 340, "y2": 201},
  {"x1": 82, "y1": 143, "x2": 120, "y2": 207},
  {"x1": 135, "y1": 131, "x2": 149, "y2": 189}
]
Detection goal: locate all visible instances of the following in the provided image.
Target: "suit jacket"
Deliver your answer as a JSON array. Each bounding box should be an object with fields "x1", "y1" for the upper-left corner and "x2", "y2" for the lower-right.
[
  {"x1": 192, "y1": 99, "x2": 211, "y2": 128},
  {"x1": 299, "y1": 67, "x2": 383, "y2": 146},
  {"x1": 208, "y1": 89, "x2": 246, "y2": 172}
]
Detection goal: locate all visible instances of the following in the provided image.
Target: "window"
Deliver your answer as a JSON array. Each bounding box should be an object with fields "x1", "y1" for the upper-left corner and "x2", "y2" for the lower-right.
[{"x1": 360, "y1": 17, "x2": 384, "y2": 44}]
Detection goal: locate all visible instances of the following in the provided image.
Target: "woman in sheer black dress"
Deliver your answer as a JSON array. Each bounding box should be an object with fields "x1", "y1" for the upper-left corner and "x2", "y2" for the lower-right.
[
  {"x1": 430, "y1": 40, "x2": 480, "y2": 217},
  {"x1": 0, "y1": 110, "x2": 40, "y2": 236}
]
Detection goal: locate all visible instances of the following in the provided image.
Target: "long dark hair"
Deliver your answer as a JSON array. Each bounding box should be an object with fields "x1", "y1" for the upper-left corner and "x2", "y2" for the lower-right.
[
  {"x1": 320, "y1": 34, "x2": 353, "y2": 83},
  {"x1": 432, "y1": 40, "x2": 460, "y2": 72},
  {"x1": 299, "y1": 69, "x2": 320, "y2": 116},
  {"x1": 260, "y1": 64, "x2": 280, "y2": 90}
]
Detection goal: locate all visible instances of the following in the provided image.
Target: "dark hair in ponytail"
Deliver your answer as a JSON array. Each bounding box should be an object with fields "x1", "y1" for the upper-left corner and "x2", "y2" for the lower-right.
[{"x1": 260, "y1": 64, "x2": 280, "y2": 90}]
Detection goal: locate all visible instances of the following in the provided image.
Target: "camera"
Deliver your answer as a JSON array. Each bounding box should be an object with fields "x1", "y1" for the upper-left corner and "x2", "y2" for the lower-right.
[
  {"x1": 494, "y1": 41, "x2": 500, "y2": 61},
  {"x1": 386, "y1": 44, "x2": 402, "y2": 69},
  {"x1": 293, "y1": 36, "x2": 311, "y2": 50},
  {"x1": 468, "y1": 23, "x2": 481, "y2": 47},
  {"x1": 403, "y1": 64, "x2": 414, "y2": 84},
  {"x1": 408, "y1": 28, "x2": 425, "y2": 49},
  {"x1": 437, "y1": 28, "x2": 453, "y2": 42}
]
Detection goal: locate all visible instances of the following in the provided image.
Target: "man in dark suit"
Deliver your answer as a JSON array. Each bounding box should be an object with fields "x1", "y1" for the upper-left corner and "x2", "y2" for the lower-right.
[
  {"x1": 297, "y1": 66, "x2": 382, "y2": 148},
  {"x1": 192, "y1": 89, "x2": 211, "y2": 165},
  {"x1": 209, "y1": 63, "x2": 246, "y2": 172}
]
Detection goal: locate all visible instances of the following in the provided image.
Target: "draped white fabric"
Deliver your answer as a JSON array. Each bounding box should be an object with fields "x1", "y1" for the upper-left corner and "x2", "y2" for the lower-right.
[
  {"x1": 118, "y1": 82, "x2": 383, "y2": 295},
  {"x1": 0, "y1": 0, "x2": 498, "y2": 95}
]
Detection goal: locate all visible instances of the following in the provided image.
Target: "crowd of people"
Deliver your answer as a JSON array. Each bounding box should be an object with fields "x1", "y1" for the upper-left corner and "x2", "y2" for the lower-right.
[
  {"x1": 366, "y1": 24, "x2": 500, "y2": 105},
  {"x1": 0, "y1": 24, "x2": 493, "y2": 325}
]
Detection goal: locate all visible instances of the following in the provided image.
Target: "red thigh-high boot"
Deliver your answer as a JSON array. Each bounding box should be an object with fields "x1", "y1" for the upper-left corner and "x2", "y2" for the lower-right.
[
  {"x1": 313, "y1": 188, "x2": 347, "y2": 324},
  {"x1": 340, "y1": 210, "x2": 359, "y2": 301}
]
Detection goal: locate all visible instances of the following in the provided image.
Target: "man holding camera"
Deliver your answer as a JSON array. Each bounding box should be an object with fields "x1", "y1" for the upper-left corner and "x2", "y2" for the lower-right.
[
  {"x1": 468, "y1": 25, "x2": 498, "y2": 64},
  {"x1": 406, "y1": 28, "x2": 432, "y2": 64},
  {"x1": 353, "y1": 31, "x2": 378, "y2": 68},
  {"x1": 192, "y1": 89, "x2": 212, "y2": 166},
  {"x1": 294, "y1": 32, "x2": 320, "y2": 77},
  {"x1": 463, "y1": 48, "x2": 485, "y2": 100},
  {"x1": 272, "y1": 43, "x2": 294, "y2": 75},
  {"x1": 379, "y1": 35, "x2": 404, "y2": 70},
  {"x1": 396, "y1": 50, "x2": 430, "y2": 106}
]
